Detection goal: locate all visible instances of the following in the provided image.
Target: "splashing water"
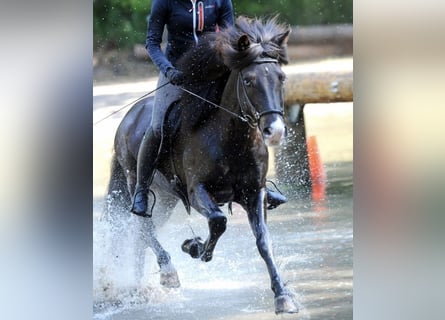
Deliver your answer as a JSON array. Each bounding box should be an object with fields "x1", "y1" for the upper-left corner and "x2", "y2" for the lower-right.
[{"x1": 93, "y1": 170, "x2": 352, "y2": 320}]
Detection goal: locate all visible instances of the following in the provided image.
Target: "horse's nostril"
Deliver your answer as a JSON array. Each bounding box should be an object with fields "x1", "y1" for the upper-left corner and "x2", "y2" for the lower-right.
[{"x1": 263, "y1": 127, "x2": 272, "y2": 136}]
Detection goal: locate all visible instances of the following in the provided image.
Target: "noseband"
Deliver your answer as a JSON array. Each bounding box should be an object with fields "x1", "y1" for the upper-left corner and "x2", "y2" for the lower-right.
[{"x1": 237, "y1": 58, "x2": 285, "y2": 128}]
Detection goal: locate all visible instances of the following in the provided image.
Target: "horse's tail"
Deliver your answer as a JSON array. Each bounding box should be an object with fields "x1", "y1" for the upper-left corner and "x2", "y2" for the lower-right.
[{"x1": 104, "y1": 153, "x2": 131, "y2": 220}]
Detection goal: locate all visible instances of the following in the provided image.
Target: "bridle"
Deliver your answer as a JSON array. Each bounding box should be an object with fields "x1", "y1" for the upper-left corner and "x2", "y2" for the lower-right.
[
  {"x1": 179, "y1": 57, "x2": 284, "y2": 128},
  {"x1": 237, "y1": 57, "x2": 285, "y2": 128}
]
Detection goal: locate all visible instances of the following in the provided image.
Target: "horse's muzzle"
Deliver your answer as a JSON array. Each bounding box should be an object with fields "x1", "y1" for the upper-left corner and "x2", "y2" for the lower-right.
[{"x1": 262, "y1": 116, "x2": 286, "y2": 146}]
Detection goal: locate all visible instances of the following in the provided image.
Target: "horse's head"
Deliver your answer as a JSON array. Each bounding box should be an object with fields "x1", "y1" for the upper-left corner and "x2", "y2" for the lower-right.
[
  {"x1": 237, "y1": 51, "x2": 287, "y2": 146},
  {"x1": 224, "y1": 17, "x2": 290, "y2": 146}
]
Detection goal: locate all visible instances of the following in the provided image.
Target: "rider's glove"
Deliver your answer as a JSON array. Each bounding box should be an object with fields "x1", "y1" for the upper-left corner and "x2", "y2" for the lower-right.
[{"x1": 165, "y1": 67, "x2": 186, "y2": 86}]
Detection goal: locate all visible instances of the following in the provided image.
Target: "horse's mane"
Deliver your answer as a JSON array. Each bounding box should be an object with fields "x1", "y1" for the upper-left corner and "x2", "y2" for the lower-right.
[
  {"x1": 173, "y1": 16, "x2": 290, "y2": 130},
  {"x1": 177, "y1": 16, "x2": 290, "y2": 83},
  {"x1": 217, "y1": 15, "x2": 290, "y2": 70}
]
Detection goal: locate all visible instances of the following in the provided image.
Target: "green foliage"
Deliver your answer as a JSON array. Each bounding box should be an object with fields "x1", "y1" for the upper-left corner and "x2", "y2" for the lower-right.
[
  {"x1": 233, "y1": 0, "x2": 352, "y2": 26},
  {"x1": 93, "y1": 0, "x2": 352, "y2": 50},
  {"x1": 93, "y1": 0, "x2": 151, "y2": 50}
]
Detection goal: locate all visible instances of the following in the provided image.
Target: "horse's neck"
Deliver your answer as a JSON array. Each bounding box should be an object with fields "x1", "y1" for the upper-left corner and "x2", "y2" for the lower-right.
[{"x1": 220, "y1": 71, "x2": 241, "y2": 118}]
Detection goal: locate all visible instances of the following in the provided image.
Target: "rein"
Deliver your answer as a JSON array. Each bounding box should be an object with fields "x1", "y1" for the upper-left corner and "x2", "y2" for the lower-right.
[
  {"x1": 93, "y1": 81, "x2": 171, "y2": 126},
  {"x1": 179, "y1": 86, "x2": 248, "y2": 123},
  {"x1": 95, "y1": 58, "x2": 284, "y2": 127},
  {"x1": 180, "y1": 57, "x2": 284, "y2": 128}
]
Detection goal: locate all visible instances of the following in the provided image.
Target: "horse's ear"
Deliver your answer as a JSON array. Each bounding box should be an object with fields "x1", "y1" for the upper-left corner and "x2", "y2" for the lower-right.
[
  {"x1": 272, "y1": 28, "x2": 291, "y2": 47},
  {"x1": 238, "y1": 34, "x2": 250, "y2": 51}
]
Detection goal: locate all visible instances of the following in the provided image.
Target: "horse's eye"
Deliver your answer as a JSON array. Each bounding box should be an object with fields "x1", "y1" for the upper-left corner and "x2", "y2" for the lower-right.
[{"x1": 243, "y1": 78, "x2": 252, "y2": 87}]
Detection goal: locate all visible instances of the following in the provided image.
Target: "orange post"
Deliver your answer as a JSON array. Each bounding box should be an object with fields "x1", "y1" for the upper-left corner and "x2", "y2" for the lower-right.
[{"x1": 307, "y1": 135, "x2": 327, "y2": 203}]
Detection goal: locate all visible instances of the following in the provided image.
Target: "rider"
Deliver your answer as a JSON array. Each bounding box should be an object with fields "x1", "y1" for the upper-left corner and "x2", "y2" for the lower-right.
[{"x1": 131, "y1": 0, "x2": 287, "y2": 216}]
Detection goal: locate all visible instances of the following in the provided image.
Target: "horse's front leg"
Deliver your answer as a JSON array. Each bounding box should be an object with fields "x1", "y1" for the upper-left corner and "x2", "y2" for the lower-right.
[
  {"x1": 183, "y1": 183, "x2": 227, "y2": 262},
  {"x1": 245, "y1": 188, "x2": 299, "y2": 314}
]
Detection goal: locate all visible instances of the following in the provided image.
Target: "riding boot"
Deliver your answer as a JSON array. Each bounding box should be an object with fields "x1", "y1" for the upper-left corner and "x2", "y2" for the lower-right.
[
  {"x1": 131, "y1": 184, "x2": 149, "y2": 217},
  {"x1": 130, "y1": 128, "x2": 162, "y2": 217},
  {"x1": 266, "y1": 187, "x2": 288, "y2": 210}
]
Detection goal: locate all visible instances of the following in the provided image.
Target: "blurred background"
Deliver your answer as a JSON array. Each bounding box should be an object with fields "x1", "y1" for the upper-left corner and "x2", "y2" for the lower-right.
[
  {"x1": 93, "y1": 0, "x2": 353, "y2": 83},
  {"x1": 93, "y1": 0, "x2": 353, "y2": 49}
]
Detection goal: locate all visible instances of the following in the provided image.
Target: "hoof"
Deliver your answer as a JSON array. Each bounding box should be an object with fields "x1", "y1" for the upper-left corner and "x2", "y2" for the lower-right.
[
  {"x1": 266, "y1": 188, "x2": 288, "y2": 210},
  {"x1": 274, "y1": 294, "x2": 299, "y2": 314},
  {"x1": 160, "y1": 271, "x2": 180, "y2": 288},
  {"x1": 181, "y1": 237, "x2": 204, "y2": 258}
]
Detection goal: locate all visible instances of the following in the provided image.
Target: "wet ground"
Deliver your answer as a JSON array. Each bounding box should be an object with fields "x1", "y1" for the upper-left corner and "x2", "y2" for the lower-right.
[
  {"x1": 93, "y1": 61, "x2": 352, "y2": 319},
  {"x1": 93, "y1": 168, "x2": 352, "y2": 320}
]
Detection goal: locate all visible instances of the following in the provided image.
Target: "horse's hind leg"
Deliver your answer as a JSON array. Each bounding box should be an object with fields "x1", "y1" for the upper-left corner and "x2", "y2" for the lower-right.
[
  {"x1": 184, "y1": 183, "x2": 227, "y2": 262},
  {"x1": 145, "y1": 218, "x2": 180, "y2": 288},
  {"x1": 135, "y1": 192, "x2": 180, "y2": 288}
]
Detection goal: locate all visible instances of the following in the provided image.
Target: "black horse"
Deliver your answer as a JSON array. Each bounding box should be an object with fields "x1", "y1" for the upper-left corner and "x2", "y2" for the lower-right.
[{"x1": 106, "y1": 16, "x2": 298, "y2": 314}]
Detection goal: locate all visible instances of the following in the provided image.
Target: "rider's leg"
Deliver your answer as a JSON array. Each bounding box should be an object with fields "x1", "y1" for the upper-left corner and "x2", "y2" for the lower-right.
[
  {"x1": 130, "y1": 127, "x2": 162, "y2": 217},
  {"x1": 131, "y1": 73, "x2": 179, "y2": 217}
]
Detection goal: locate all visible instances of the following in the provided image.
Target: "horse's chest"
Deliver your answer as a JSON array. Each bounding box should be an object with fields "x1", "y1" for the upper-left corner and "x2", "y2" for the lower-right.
[
  {"x1": 217, "y1": 149, "x2": 267, "y2": 185},
  {"x1": 183, "y1": 131, "x2": 267, "y2": 182}
]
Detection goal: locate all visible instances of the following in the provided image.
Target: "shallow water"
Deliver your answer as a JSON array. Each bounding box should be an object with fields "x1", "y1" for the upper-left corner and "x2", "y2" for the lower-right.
[{"x1": 93, "y1": 162, "x2": 352, "y2": 320}]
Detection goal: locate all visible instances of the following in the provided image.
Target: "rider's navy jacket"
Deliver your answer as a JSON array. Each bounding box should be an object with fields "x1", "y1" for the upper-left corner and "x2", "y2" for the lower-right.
[{"x1": 146, "y1": 0, "x2": 234, "y2": 76}]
